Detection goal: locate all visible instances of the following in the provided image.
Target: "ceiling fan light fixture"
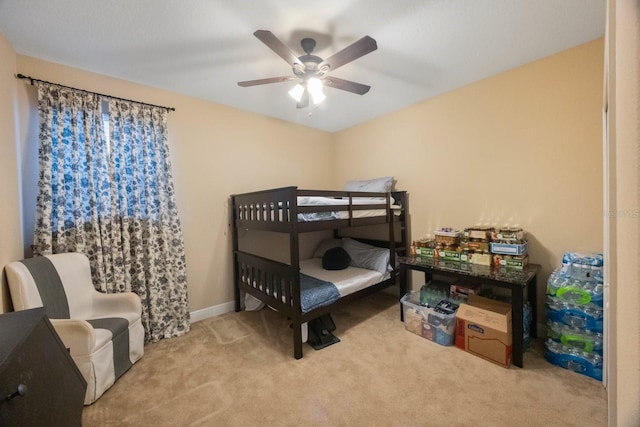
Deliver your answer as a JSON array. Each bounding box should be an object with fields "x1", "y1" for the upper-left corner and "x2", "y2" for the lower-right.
[
  {"x1": 307, "y1": 77, "x2": 325, "y2": 105},
  {"x1": 310, "y1": 89, "x2": 326, "y2": 105},
  {"x1": 288, "y1": 84, "x2": 305, "y2": 102}
]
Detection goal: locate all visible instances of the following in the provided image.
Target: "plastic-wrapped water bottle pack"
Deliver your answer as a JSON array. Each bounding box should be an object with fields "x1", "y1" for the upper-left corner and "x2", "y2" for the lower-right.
[
  {"x1": 560, "y1": 251, "x2": 604, "y2": 283},
  {"x1": 546, "y1": 321, "x2": 603, "y2": 355},
  {"x1": 546, "y1": 268, "x2": 604, "y2": 306},
  {"x1": 545, "y1": 251, "x2": 604, "y2": 381},
  {"x1": 546, "y1": 295, "x2": 603, "y2": 332},
  {"x1": 544, "y1": 339, "x2": 603, "y2": 381}
]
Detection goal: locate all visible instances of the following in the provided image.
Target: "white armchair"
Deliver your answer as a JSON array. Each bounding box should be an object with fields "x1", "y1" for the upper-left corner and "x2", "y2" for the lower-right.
[{"x1": 5, "y1": 252, "x2": 144, "y2": 404}]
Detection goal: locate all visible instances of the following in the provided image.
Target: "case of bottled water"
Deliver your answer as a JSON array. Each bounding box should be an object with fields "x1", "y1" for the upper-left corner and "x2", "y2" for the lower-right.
[{"x1": 544, "y1": 339, "x2": 603, "y2": 381}]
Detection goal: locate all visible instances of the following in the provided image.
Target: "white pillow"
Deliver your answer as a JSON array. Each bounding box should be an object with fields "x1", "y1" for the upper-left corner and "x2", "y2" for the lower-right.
[
  {"x1": 312, "y1": 238, "x2": 343, "y2": 258},
  {"x1": 341, "y1": 237, "x2": 391, "y2": 274},
  {"x1": 344, "y1": 176, "x2": 393, "y2": 193}
]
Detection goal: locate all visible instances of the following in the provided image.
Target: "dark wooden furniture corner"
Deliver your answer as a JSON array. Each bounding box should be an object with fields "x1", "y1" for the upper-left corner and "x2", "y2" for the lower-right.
[{"x1": 0, "y1": 307, "x2": 87, "y2": 426}]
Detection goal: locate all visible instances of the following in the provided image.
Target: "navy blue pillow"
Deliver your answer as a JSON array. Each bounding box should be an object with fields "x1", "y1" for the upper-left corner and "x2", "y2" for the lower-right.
[{"x1": 322, "y1": 247, "x2": 351, "y2": 270}]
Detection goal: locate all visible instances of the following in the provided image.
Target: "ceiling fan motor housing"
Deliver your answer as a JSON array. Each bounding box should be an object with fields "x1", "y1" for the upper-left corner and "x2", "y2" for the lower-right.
[{"x1": 293, "y1": 38, "x2": 326, "y2": 77}]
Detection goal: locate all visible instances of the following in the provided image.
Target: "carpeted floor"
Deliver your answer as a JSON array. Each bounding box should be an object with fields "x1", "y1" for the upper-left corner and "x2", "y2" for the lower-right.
[{"x1": 83, "y1": 290, "x2": 607, "y2": 426}]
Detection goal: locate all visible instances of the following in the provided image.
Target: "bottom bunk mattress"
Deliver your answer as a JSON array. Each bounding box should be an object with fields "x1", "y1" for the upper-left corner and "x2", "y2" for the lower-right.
[
  {"x1": 243, "y1": 258, "x2": 390, "y2": 346},
  {"x1": 299, "y1": 258, "x2": 386, "y2": 303},
  {"x1": 243, "y1": 258, "x2": 387, "y2": 314}
]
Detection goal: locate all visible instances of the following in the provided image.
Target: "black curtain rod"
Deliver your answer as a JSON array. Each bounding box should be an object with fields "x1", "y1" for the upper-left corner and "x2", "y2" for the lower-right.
[{"x1": 15, "y1": 73, "x2": 176, "y2": 112}]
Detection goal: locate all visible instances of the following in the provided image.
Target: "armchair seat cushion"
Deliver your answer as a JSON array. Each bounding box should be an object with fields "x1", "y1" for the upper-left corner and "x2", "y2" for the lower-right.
[{"x1": 5, "y1": 253, "x2": 144, "y2": 404}]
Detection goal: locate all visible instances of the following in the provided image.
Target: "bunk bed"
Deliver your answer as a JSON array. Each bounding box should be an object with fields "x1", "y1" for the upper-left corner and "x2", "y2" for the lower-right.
[{"x1": 230, "y1": 186, "x2": 408, "y2": 359}]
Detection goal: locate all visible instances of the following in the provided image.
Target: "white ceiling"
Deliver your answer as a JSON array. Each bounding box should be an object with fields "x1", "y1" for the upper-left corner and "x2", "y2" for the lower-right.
[{"x1": 0, "y1": 0, "x2": 606, "y2": 132}]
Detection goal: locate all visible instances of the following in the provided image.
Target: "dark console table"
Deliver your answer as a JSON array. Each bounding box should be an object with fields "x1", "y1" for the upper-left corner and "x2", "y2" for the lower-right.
[
  {"x1": 398, "y1": 256, "x2": 540, "y2": 368},
  {"x1": 0, "y1": 307, "x2": 87, "y2": 426}
]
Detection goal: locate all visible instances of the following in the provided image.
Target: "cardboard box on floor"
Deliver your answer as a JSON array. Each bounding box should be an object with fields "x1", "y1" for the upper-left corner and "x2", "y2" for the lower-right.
[{"x1": 455, "y1": 294, "x2": 513, "y2": 368}]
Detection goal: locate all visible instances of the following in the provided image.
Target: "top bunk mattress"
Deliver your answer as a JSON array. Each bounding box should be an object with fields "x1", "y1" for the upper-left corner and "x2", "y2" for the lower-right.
[{"x1": 296, "y1": 196, "x2": 401, "y2": 222}]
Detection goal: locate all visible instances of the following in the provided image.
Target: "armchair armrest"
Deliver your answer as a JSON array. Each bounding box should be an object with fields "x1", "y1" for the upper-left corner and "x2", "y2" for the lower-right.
[
  {"x1": 90, "y1": 291, "x2": 142, "y2": 317},
  {"x1": 50, "y1": 318, "x2": 96, "y2": 357}
]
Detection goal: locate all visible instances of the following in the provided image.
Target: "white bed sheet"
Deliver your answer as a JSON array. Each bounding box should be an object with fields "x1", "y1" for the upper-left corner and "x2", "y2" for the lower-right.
[
  {"x1": 299, "y1": 258, "x2": 385, "y2": 297},
  {"x1": 297, "y1": 196, "x2": 395, "y2": 206},
  {"x1": 297, "y1": 196, "x2": 400, "y2": 217},
  {"x1": 254, "y1": 197, "x2": 400, "y2": 223}
]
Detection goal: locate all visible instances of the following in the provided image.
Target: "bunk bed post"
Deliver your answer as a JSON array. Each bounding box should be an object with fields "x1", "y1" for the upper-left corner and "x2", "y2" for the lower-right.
[
  {"x1": 288, "y1": 187, "x2": 304, "y2": 359},
  {"x1": 230, "y1": 195, "x2": 242, "y2": 312},
  {"x1": 396, "y1": 192, "x2": 409, "y2": 314},
  {"x1": 387, "y1": 192, "x2": 397, "y2": 284}
]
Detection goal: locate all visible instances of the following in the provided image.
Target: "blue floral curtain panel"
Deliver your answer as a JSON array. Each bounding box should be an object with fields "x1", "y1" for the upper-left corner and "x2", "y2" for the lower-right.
[{"x1": 34, "y1": 82, "x2": 190, "y2": 342}]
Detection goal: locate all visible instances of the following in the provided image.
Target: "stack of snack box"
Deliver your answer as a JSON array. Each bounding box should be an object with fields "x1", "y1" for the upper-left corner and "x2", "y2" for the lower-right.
[
  {"x1": 489, "y1": 227, "x2": 529, "y2": 269},
  {"x1": 414, "y1": 226, "x2": 530, "y2": 270},
  {"x1": 460, "y1": 226, "x2": 493, "y2": 266},
  {"x1": 413, "y1": 238, "x2": 437, "y2": 258},
  {"x1": 433, "y1": 228, "x2": 462, "y2": 261}
]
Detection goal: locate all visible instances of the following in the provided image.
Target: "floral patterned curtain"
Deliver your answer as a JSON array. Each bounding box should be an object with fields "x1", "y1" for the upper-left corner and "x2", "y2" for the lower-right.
[{"x1": 33, "y1": 82, "x2": 190, "y2": 342}]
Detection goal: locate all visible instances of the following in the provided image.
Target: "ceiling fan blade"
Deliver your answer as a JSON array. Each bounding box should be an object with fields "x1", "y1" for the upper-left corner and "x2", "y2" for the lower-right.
[
  {"x1": 254, "y1": 30, "x2": 304, "y2": 67},
  {"x1": 296, "y1": 89, "x2": 309, "y2": 109},
  {"x1": 323, "y1": 77, "x2": 371, "y2": 95},
  {"x1": 237, "y1": 76, "x2": 297, "y2": 87},
  {"x1": 318, "y1": 36, "x2": 377, "y2": 72}
]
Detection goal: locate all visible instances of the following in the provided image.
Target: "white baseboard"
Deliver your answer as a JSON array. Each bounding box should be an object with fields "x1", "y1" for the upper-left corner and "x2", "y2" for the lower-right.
[{"x1": 189, "y1": 300, "x2": 235, "y2": 323}]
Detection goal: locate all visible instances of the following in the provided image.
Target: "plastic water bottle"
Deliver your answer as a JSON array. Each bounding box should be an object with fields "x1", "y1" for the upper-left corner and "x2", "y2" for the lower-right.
[{"x1": 523, "y1": 301, "x2": 532, "y2": 350}]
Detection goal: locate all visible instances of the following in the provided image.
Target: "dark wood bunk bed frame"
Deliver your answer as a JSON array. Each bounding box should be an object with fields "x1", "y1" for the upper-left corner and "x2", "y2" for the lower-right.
[{"x1": 231, "y1": 186, "x2": 408, "y2": 359}]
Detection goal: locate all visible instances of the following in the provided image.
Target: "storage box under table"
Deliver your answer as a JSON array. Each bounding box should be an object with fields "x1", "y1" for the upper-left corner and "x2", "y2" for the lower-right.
[
  {"x1": 401, "y1": 291, "x2": 457, "y2": 346},
  {"x1": 455, "y1": 294, "x2": 513, "y2": 367}
]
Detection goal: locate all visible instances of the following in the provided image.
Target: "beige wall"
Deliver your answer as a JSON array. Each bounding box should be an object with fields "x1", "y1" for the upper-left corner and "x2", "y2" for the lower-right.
[
  {"x1": 0, "y1": 31, "x2": 23, "y2": 313},
  {"x1": 14, "y1": 56, "x2": 335, "y2": 312},
  {"x1": 335, "y1": 39, "x2": 605, "y2": 326},
  {"x1": 606, "y1": 0, "x2": 640, "y2": 424}
]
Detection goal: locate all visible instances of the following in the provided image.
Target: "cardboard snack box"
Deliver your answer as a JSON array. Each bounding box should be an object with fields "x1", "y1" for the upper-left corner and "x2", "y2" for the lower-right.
[
  {"x1": 449, "y1": 282, "x2": 481, "y2": 302},
  {"x1": 460, "y1": 240, "x2": 491, "y2": 252},
  {"x1": 434, "y1": 228, "x2": 461, "y2": 246},
  {"x1": 455, "y1": 295, "x2": 513, "y2": 368},
  {"x1": 469, "y1": 252, "x2": 492, "y2": 266},
  {"x1": 463, "y1": 227, "x2": 494, "y2": 242},
  {"x1": 492, "y1": 253, "x2": 529, "y2": 269},
  {"x1": 437, "y1": 248, "x2": 462, "y2": 261},
  {"x1": 490, "y1": 241, "x2": 528, "y2": 256},
  {"x1": 491, "y1": 227, "x2": 526, "y2": 242},
  {"x1": 416, "y1": 246, "x2": 437, "y2": 258}
]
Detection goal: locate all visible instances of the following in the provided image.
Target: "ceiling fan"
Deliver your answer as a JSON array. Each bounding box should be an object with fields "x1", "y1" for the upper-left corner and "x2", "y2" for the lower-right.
[{"x1": 237, "y1": 30, "x2": 377, "y2": 109}]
